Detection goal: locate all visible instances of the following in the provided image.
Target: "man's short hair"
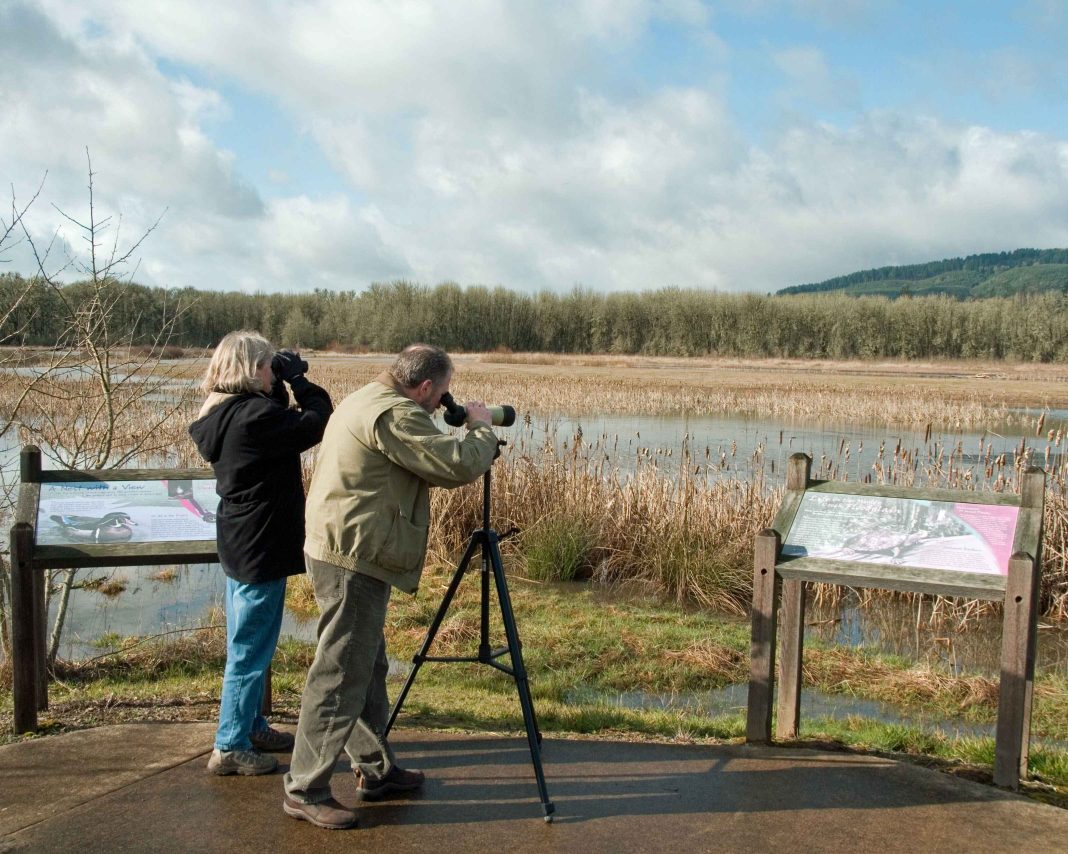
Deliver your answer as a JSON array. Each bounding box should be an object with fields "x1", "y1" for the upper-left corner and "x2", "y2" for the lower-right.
[{"x1": 389, "y1": 344, "x2": 452, "y2": 388}]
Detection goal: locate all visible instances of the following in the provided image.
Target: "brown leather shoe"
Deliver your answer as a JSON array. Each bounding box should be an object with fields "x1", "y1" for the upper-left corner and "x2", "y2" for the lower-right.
[
  {"x1": 282, "y1": 795, "x2": 358, "y2": 830},
  {"x1": 355, "y1": 766, "x2": 425, "y2": 801}
]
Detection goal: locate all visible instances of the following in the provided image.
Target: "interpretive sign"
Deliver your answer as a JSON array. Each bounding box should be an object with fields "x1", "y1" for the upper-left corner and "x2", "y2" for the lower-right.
[
  {"x1": 37, "y1": 479, "x2": 218, "y2": 545},
  {"x1": 746, "y1": 453, "x2": 1045, "y2": 793},
  {"x1": 782, "y1": 492, "x2": 1019, "y2": 576},
  {"x1": 9, "y1": 446, "x2": 222, "y2": 734}
]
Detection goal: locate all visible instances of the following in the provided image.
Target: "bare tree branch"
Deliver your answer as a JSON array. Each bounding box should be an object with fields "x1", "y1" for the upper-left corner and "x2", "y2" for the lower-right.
[{"x1": 1, "y1": 152, "x2": 194, "y2": 664}]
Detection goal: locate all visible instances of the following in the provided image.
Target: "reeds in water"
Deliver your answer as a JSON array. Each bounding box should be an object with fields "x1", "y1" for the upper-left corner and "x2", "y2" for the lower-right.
[{"x1": 420, "y1": 422, "x2": 1068, "y2": 621}]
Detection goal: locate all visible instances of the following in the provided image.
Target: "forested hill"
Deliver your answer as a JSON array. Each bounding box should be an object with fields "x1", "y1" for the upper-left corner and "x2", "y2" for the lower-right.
[{"x1": 777, "y1": 248, "x2": 1068, "y2": 298}]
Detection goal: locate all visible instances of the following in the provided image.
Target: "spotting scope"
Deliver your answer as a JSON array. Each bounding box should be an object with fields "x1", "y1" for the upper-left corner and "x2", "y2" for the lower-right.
[{"x1": 440, "y1": 392, "x2": 516, "y2": 428}]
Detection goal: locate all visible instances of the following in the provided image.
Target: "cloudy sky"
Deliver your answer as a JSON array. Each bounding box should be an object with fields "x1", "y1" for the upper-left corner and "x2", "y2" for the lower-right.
[{"x1": 2, "y1": 0, "x2": 1067, "y2": 294}]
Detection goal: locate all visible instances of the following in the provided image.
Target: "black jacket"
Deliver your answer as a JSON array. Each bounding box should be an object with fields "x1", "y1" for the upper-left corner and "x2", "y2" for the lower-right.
[{"x1": 188, "y1": 377, "x2": 333, "y2": 584}]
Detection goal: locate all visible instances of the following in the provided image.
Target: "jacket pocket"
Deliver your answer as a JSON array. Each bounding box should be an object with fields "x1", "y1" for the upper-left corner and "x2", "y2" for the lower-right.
[{"x1": 376, "y1": 509, "x2": 429, "y2": 573}]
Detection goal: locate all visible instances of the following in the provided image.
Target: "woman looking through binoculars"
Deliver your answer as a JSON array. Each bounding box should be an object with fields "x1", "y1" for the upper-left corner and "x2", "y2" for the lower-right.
[{"x1": 189, "y1": 330, "x2": 333, "y2": 776}]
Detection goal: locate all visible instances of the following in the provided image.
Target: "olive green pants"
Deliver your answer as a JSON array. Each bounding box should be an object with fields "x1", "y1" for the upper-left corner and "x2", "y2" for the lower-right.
[{"x1": 283, "y1": 556, "x2": 396, "y2": 804}]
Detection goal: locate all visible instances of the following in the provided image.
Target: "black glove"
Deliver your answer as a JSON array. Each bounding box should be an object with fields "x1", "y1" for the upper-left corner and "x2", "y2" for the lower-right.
[
  {"x1": 271, "y1": 349, "x2": 308, "y2": 383},
  {"x1": 268, "y1": 372, "x2": 289, "y2": 405}
]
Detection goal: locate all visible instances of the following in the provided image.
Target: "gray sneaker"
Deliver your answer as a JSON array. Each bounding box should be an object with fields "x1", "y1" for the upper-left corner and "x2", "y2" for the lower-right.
[
  {"x1": 207, "y1": 747, "x2": 278, "y2": 776},
  {"x1": 249, "y1": 726, "x2": 294, "y2": 752}
]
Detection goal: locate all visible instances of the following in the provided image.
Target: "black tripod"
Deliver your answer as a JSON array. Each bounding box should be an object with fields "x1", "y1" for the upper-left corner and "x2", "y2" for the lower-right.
[{"x1": 383, "y1": 462, "x2": 556, "y2": 821}]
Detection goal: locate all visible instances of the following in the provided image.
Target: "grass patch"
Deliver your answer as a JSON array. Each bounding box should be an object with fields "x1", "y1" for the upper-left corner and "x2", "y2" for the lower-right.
[
  {"x1": 285, "y1": 577, "x2": 319, "y2": 620},
  {"x1": 521, "y1": 514, "x2": 595, "y2": 581},
  {"x1": 81, "y1": 576, "x2": 129, "y2": 597}
]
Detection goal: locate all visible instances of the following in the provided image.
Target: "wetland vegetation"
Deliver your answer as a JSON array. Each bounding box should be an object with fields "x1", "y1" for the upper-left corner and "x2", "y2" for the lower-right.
[{"x1": 2, "y1": 351, "x2": 1067, "y2": 804}]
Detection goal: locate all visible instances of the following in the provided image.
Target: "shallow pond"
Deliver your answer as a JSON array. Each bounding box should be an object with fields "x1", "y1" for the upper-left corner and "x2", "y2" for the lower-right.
[
  {"x1": 42, "y1": 563, "x2": 319, "y2": 661},
  {"x1": 38, "y1": 560, "x2": 1068, "y2": 681},
  {"x1": 506, "y1": 409, "x2": 1065, "y2": 486},
  {"x1": 563, "y1": 683, "x2": 1068, "y2": 750},
  {"x1": 10, "y1": 531, "x2": 1068, "y2": 752}
]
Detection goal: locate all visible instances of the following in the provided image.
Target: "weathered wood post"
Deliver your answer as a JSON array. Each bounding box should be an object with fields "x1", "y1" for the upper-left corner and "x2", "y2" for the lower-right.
[
  {"x1": 19, "y1": 445, "x2": 41, "y2": 491},
  {"x1": 994, "y1": 467, "x2": 1044, "y2": 789},
  {"x1": 32, "y1": 558, "x2": 47, "y2": 712},
  {"x1": 10, "y1": 522, "x2": 38, "y2": 733},
  {"x1": 747, "y1": 528, "x2": 781, "y2": 743},
  {"x1": 19, "y1": 446, "x2": 48, "y2": 711},
  {"x1": 776, "y1": 453, "x2": 812, "y2": 740},
  {"x1": 747, "y1": 459, "x2": 1043, "y2": 786}
]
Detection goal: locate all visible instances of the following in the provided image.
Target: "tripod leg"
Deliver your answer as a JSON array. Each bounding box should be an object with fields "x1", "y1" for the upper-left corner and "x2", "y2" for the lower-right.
[
  {"x1": 385, "y1": 531, "x2": 483, "y2": 736},
  {"x1": 487, "y1": 537, "x2": 555, "y2": 820},
  {"x1": 479, "y1": 540, "x2": 492, "y2": 661}
]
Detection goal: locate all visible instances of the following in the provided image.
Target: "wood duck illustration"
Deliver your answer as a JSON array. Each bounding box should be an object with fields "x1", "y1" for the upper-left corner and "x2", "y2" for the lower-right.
[{"x1": 49, "y1": 512, "x2": 136, "y2": 543}]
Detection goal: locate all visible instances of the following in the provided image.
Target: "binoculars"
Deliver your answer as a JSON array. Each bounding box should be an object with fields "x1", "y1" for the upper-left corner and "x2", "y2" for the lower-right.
[
  {"x1": 271, "y1": 350, "x2": 308, "y2": 378},
  {"x1": 440, "y1": 392, "x2": 516, "y2": 428}
]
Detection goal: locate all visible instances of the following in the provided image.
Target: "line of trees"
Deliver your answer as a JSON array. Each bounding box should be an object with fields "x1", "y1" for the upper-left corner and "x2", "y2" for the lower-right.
[{"x1": 5, "y1": 273, "x2": 1068, "y2": 361}]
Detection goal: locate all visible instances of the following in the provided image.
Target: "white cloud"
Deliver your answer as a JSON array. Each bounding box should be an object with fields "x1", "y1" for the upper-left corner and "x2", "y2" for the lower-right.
[
  {"x1": 787, "y1": 0, "x2": 888, "y2": 26},
  {"x1": 0, "y1": 4, "x2": 261, "y2": 227},
  {"x1": 4, "y1": 0, "x2": 1068, "y2": 298},
  {"x1": 719, "y1": 0, "x2": 888, "y2": 26},
  {"x1": 258, "y1": 195, "x2": 410, "y2": 286},
  {"x1": 170, "y1": 78, "x2": 230, "y2": 125},
  {"x1": 1022, "y1": 0, "x2": 1067, "y2": 28},
  {"x1": 713, "y1": 116, "x2": 1068, "y2": 286},
  {"x1": 914, "y1": 47, "x2": 1067, "y2": 108}
]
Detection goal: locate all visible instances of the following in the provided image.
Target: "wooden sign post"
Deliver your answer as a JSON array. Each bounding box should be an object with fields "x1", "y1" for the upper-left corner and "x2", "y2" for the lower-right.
[
  {"x1": 746, "y1": 453, "x2": 1044, "y2": 791},
  {"x1": 8, "y1": 445, "x2": 276, "y2": 733}
]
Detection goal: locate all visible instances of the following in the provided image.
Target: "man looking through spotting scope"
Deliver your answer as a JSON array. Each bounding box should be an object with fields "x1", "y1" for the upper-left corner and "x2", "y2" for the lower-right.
[{"x1": 283, "y1": 344, "x2": 499, "y2": 830}]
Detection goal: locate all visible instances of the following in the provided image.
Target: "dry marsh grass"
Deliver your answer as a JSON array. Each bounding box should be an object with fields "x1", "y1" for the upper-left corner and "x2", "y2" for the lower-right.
[
  {"x1": 303, "y1": 352, "x2": 1055, "y2": 429},
  {"x1": 416, "y1": 433, "x2": 1068, "y2": 621},
  {"x1": 804, "y1": 647, "x2": 1003, "y2": 712}
]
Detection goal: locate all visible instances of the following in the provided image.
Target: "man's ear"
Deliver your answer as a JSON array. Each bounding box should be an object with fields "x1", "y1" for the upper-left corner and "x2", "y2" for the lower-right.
[{"x1": 416, "y1": 379, "x2": 434, "y2": 400}]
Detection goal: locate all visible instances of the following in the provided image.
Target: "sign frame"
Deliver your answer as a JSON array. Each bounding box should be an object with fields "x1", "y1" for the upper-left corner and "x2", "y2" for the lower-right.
[
  {"x1": 9, "y1": 445, "x2": 224, "y2": 733},
  {"x1": 745, "y1": 453, "x2": 1044, "y2": 792}
]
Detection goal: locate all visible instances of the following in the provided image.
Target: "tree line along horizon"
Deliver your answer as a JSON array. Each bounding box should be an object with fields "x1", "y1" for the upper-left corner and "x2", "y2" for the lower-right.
[{"x1": 3, "y1": 272, "x2": 1068, "y2": 362}]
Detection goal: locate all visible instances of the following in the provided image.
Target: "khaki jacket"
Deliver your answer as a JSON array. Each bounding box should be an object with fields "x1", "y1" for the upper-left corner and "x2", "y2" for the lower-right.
[{"x1": 304, "y1": 380, "x2": 498, "y2": 593}]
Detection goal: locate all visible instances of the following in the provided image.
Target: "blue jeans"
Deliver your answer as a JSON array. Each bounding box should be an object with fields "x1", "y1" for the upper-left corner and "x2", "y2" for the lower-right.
[{"x1": 215, "y1": 576, "x2": 287, "y2": 751}]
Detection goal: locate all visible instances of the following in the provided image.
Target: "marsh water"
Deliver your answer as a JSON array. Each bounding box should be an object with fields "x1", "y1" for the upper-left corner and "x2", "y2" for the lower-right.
[{"x1": 512, "y1": 407, "x2": 1066, "y2": 486}]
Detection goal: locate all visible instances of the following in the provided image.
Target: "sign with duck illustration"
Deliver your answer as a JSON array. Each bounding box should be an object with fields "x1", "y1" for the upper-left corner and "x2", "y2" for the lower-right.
[
  {"x1": 37, "y1": 479, "x2": 219, "y2": 544},
  {"x1": 781, "y1": 492, "x2": 1019, "y2": 575}
]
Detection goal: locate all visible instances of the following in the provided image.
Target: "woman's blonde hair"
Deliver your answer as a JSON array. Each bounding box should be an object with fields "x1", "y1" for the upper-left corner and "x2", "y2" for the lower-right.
[{"x1": 200, "y1": 330, "x2": 274, "y2": 395}]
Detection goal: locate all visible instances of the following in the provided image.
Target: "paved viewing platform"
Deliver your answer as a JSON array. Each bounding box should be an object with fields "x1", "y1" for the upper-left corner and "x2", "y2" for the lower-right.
[{"x1": 1, "y1": 723, "x2": 1066, "y2": 852}]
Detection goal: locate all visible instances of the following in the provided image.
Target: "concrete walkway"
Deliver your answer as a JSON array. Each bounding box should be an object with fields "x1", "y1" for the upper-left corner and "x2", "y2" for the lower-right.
[{"x1": 1, "y1": 723, "x2": 1066, "y2": 853}]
